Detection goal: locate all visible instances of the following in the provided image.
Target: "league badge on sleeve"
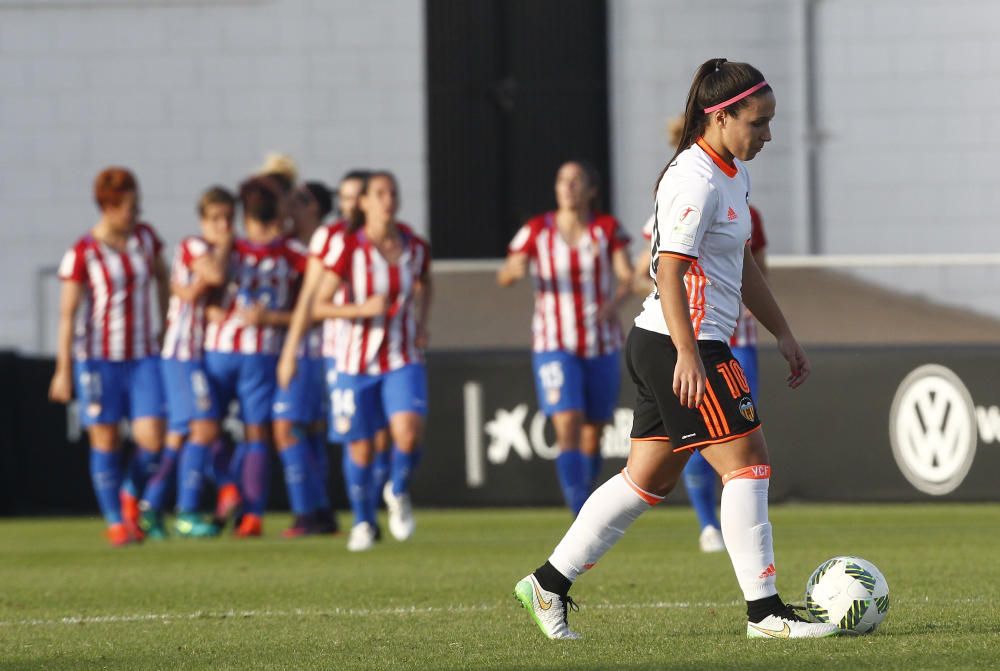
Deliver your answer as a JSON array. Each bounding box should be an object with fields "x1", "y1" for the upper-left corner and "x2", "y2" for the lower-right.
[{"x1": 670, "y1": 205, "x2": 700, "y2": 245}]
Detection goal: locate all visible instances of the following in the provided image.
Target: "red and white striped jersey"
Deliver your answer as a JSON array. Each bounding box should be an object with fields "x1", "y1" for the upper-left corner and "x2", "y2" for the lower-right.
[
  {"x1": 323, "y1": 225, "x2": 430, "y2": 375},
  {"x1": 642, "y1": 204, "x2": 767, "y2": 347},
  {"x1": 58, "y1": 222, "x2": 164, "y2": 362},
  {"x1": 205, "y1": 236, "x2": 308, "y2": 355},
  {"x1": 161, "y1": 236, "x2": 212, "y2": 361},
  {"x1": 309, "y1": 220, "x2": 348, "y2": 360},
  {"x1": 508, "y1": 212, "x2": 630, "y2": 358}
]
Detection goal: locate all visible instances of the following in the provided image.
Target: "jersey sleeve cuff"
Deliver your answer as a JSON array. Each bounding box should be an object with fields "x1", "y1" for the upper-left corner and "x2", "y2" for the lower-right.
[{"x1": 658, "y1": 251, "x2": 698, "y2": 262}]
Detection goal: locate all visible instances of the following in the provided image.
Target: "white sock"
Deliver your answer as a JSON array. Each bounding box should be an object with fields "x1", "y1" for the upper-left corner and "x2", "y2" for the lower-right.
[
  {"x1": 720, "y1": 465, "x2": 778, "y2": 601},
  {"x1": 548, "y1": 469, "x2": 662, "y2": 582}
]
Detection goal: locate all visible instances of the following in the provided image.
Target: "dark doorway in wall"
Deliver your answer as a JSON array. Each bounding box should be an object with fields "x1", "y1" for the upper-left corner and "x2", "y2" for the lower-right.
[{"x1": 426, "y1": 0, "x2": 610, "y2": 258}]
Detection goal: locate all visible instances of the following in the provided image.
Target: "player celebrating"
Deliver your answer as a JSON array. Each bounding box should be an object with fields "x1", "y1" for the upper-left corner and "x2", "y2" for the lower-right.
[
  {"x1": 309, "y1": 171, "x2": 431, "y2": 552},
  {"x1": 271, "y1": 180, "x2": 335, "y2": 537},
  {"x1": 498, "y1": 161, "x2": 632, "y2": 515},
  {"x1": 279, "y1": 170, "x2": 396, "y2": 538},
  {"x1": 201, "y1": 175, "x2": 307, "y2": 537},
  {"x1": 514, "y1": 59, "x2": 840, "y2": 639},
  {"x1": 141, "y1": 187, "x2": 236, "y2": 539},
  {"x1": 48, "y1": 167, "x2": 169, "y2": 546}
]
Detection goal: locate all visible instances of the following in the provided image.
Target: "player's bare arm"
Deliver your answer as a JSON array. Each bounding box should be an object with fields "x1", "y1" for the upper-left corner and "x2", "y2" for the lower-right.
[
  {"x1": 48, "y1": 279, "x2": 83, "y2": 404},
  {"x1": 497, "y1": 252, "x2": 529, "y2": 287},
  {"x1": 598, "y1": 248, "x2": 634, "y2": 320},
  {"x1": 277, "y1": 255, "x2": 326, "y2": 389},
  {"x1": 740, "y1": 246, "x2": 810, "y2": 387},
  {"x1": 656, "y1": 254, "x2": 705, "y2": 408}
]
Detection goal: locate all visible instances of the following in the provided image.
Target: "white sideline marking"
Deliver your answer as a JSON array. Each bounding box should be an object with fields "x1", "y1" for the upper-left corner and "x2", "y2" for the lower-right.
[{"x1": 0, "y1": 601, "x2": 735, "y2": 627}]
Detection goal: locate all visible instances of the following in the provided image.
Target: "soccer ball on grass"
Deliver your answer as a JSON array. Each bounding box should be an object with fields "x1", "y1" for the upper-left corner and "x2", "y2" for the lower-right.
[{"x1": 804, "y1": 556, "x2": 889, "y2": 634}]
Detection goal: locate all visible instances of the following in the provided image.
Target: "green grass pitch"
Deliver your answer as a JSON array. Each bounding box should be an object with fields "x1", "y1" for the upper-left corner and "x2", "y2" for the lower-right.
[{"x1": 2, "y1": 504, "x2": 998, "y2": 670}]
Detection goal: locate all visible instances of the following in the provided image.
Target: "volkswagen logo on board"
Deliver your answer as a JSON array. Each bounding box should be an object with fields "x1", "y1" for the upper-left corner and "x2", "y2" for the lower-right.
[{"x1": 889, "y1": 364, "x2": 977, "y2": 496}]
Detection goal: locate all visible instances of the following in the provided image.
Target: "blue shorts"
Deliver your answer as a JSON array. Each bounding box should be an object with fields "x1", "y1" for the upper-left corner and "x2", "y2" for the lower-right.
[
  {"x1": 203, "y1": 352, "x2": 277, "y2": 427},
  {"x1": 325, "y1": 362, "x2": 428, "y2": 442},
  {"x1": 273, "y1": 356, "x2": 326, "y2": 424},
  {"x1": 532, "y1": 350, "x2": 620, "y2": 422},
  {"x1": 73, "y1": 357, "x2": 167, "y2": 428},
  {"x1": 160, "y1": 358, "x2": 217, "y2": 434},
  {"x1": 731, "y1": 345, "x2": 759, "y2": 400}
]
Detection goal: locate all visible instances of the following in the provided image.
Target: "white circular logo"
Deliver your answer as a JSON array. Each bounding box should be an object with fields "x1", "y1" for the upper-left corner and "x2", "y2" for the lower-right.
[{"x1": 889, "y1": 364, "x2": 977, "y2": 495}]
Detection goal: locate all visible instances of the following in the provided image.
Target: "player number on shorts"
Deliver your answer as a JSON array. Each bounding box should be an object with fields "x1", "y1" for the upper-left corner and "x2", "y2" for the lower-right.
[
  {"x1": 538, "y1": 361, "x2": 564, "y2": 392},
  {"x1": 331, "y1": 389, "x2": 356, "y2": 418},
  {"x1": 716, "y1": 360, "x2": 750, "y2": 398}
]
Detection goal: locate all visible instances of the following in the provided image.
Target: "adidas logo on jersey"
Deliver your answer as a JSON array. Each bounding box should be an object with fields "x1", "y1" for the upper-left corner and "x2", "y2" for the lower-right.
[{"x1": 727, "y1": 206, "x2": 738, "y2": 221}]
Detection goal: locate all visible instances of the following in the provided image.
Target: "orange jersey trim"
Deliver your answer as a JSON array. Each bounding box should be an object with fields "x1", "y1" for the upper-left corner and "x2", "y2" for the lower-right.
[
  {"x1": 696, "y1": 137, "x2": 738, "y2": 178},
  {"x1": 658, "y1": 251, "x2": 697, "y2": 263},
  {"x1": 722, "y1": 464, "x2": 772, "y2": 485},
  {"x1": 671, "y1": 425, "x2": 763, "y2": 453}
]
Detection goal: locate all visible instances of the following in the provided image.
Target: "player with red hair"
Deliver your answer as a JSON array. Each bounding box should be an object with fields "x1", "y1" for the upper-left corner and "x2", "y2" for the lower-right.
[{"x1": 49, "y1": 167, "x2": 169, "y2": 546}]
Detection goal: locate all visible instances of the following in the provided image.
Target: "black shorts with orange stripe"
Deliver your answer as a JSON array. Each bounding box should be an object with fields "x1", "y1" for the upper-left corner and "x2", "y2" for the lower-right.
[{"x1": 625, "y1": 326, "x2": 761, "y2": 452}]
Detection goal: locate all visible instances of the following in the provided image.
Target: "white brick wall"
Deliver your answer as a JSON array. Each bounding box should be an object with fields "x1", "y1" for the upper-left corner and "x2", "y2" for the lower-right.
[
  {"x1": 610, "y1": 0, "x2": 1000, "y2": 319},
  {"x1": 608, "y1": 0, "x2": 808, "y2": 253},
  {"x1": 0, "y1": 0, "x2": 426, "y2": 353}
]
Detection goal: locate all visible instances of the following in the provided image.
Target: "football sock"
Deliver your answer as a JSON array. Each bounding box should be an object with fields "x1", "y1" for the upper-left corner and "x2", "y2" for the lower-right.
[
  {"x1": 390, "y1": 445, "x2": 419, "y2": 496},
  {"x1": 584, "y1": 452, "x2": 603, "y2": 490},
  {"x1": 548, "y1": 469, "x2": 662, "y2": 583},
  {"x1": 124, "y1": 445, "x2": 159, "y2": 498},
  {"x1": 279, "y1": 442, "x2": 311, "y2": 516},
  {"x1": 240, "y1": 441, "x2": 270, "y2": 517},
  {"x1": 210, "y1": 439, "x2": 234, "y2": 488},
  {"x1": 533, "y1": 560, "x2": 572, "y2": 598},
  {"x1": 720, "y1": 465, "x2": 778, "y2": 602},
  {"x1": 307, "y1": 433, "x2": 331, "y2": 511},
  {"x1": 343, "y1": 449, "x2": 375, "y2": 526},
  {"x1": 747, "y1": 594, "x2": 785, "y2": 623},
  {"x1": 371, "y1": 448, "x2": 391, "y2": 510},
  {"x1": 89, "y1": 448, "x2": 124, "y2": 525},
  {"x1": 683, "y1": 450, "x2": 721, "y2": 530},
  {"x1": 555, "y1": 450, "x2": 589, "y2": 516},
  {"x1": 229, "y1": 442, "x2": 248, "y2": 485},
  {"x1": 141, "y1": 447, "x2": 178, "y2": 512},
  {"x1": 177, "y1": 442, "x2": 210, "y2": 514}
]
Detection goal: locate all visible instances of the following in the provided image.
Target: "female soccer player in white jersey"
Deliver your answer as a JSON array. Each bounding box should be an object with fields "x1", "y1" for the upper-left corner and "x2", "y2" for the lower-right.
[
  {"x1": 138, "y1": 187, "x2": 235, "y2": 539},
  {"x1": 201, "y1": 175, "x2": 308, "y2": 537},
  {"x1": 498, "y1": 161, "x2": 633, "y2": 516},
  {"x1": 514, "y1": 59, "x2": 840, "y2": 640},
  {"x1": 308, "y1": 171, "x2": 431, "y2": 552},
  {"x1": 48, "y1": 167, "x2": 169, "y2": 546},
  {"x1": 271, "y1": 180, "x2": 337, "y2": 537}
]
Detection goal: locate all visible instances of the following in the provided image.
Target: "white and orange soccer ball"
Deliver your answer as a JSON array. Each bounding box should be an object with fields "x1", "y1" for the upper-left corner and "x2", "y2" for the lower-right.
[{"x1": 805, "y1": 556, "x2": 890, "y2": 634}]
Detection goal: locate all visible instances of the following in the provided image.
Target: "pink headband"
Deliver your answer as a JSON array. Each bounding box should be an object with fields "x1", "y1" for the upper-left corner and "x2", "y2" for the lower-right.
[{"x1": 703, "y1": 81, "x2": 769, "y2": 114}]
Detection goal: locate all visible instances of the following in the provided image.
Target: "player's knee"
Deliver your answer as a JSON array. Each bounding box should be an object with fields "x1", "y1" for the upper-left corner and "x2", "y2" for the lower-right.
[
  {"x1": 272, "y1": 420, "x2": 299, "y2": 450},
  {"x1": 188, "y1": 420, "x2": 218, "y2": 445}
]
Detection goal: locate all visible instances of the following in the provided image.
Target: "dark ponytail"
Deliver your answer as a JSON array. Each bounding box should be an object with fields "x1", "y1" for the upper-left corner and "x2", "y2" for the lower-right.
[
  {"x1": 654, "y1": 58, "x2": 770, "y2": 192},
  {"x1": 348, "y1": 170, "x2": 399, "y2": 233}
]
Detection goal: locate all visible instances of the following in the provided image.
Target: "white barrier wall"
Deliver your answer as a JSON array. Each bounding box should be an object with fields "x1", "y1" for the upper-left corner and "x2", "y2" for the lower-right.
[{"x1": 0, "y1": 0, "x2": 426, "y2": 353}]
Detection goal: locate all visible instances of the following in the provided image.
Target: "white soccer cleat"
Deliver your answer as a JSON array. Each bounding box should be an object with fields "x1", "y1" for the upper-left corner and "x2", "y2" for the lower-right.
[
  {"x1": 699, "y1": 525, "x2": 726, "y2": 553},
  {"x1": 383, "y1": 482, "x2": 415, "y2": 541},
  {"x1": 346, "y1": 521, "x2": 376, "y2": 552},
  {"x1": 747, "y1": 609, "x2": 841, "y2": 639},
  {"x1": 513, "y1": 574, "x2": 582, "y2": 640}
]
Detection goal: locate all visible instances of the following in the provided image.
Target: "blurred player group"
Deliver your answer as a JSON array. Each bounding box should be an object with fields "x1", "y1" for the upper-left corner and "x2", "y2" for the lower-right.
[{"x1": 48, "y1": 155, "x2": 431, "y2": 552}]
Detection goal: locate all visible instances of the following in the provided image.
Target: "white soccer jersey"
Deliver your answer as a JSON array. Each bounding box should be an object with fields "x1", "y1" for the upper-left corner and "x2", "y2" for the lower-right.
[
  {"x1": 635, "y1": 139, "x2": 752, "y2": 341},
  {"x1": 161, "y1": 236, "x2": 212, "y2": 361},
  {"x1": 58, "y1": 223, "x2": 163, "y2": 361}
]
